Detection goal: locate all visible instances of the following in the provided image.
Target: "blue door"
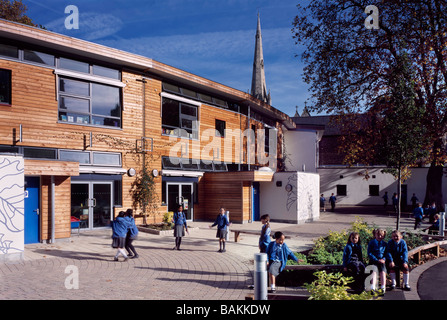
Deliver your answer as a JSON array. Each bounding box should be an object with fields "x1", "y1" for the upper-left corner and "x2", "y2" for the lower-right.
[
  {"x1": 24, "y1": 177, "x2": 40, "y2": 244},
  {"x1": 252, "y1": 182, "x2": 260, "y2": 221}
]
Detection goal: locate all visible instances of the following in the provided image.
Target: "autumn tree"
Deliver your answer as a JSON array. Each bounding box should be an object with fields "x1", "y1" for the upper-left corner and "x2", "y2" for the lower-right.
[
  {"x1": 292, "y1": 0, "x2": 447, "y2": 209},
  {"x1": 0, "y1": 0, "x2": 36, "y2": 26}
]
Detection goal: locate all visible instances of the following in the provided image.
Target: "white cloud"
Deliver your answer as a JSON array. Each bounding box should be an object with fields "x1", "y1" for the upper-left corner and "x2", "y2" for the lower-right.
[{"x1": 45, "y1": 12, "x2": 123, "y2": 41}]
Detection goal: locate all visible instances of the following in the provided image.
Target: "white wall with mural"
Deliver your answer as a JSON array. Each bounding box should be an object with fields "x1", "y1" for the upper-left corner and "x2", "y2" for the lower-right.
[
  {"x1": 260, "y1": 171, "x2": 319, "y2": 224},
  {"x1": 0, "y1": 155, "x2": 24, "y2": 261}
]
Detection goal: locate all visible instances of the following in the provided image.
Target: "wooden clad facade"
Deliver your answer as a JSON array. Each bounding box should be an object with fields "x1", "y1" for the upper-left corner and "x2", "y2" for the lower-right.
[{"x1": 0, "y1": 20, "x2": 295, "y2": 242}]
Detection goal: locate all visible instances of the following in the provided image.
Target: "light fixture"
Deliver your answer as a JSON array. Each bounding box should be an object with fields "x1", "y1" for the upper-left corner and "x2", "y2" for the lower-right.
[{"x1": 128, "y1": 168, "x2": 136, "y2": 177}]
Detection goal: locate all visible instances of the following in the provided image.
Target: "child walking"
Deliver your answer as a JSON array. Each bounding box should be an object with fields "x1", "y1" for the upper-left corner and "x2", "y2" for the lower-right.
[
  {"x1": 342, "y1": 232, "x2": 365, "y2": 293},
  {"x1": 209, "y1": 207, "x2": 230, "y2": 252},
  {"x1": 367, "y1": 228, "x2": 387, "y2": 294},
  {"x1": 413, "y1": 202, "x2": 424, "y2": 230},
  {"x1": 259, "y1": 214, "x2": 271, "y2": 253},
  {"x1": 112, "y1": 211, "x2": 129, "y2": 261},
  {"x1": 266, "y1": 231, "x2": 298, "y2": 293},
  {"x1": 386, "y1": 230, "x2": 411, "y2": 291},
  {"x1": 172, "y1": 205, "x2": 188, "y2": 250},
  {"x1": 124, "y1": 208, "x2": 139, "y2": 258}
]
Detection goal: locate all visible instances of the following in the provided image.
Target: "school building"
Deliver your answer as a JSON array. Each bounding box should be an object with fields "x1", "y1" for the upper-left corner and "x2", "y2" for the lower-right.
[{"x1": 0, "y1": 17, "x2": 320, "y2": 261}]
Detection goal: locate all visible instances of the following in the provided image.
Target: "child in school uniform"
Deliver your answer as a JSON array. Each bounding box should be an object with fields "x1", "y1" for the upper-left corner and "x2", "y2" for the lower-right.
[
  {"x1": 386, "y1": 230, "x2": 411, "y2": 291},
  {"x1": 111, "y1": 211, "x2": 130, "y2": 261},
  {"x1": 172, "y1": 205, "x2": 188, "y2": 250},
  {"x1": 259, "y1": 214, "x2": 271, "y2": 253},
  {"x1": 266, "y1": 231, "x2": 298, "y2": 293},
  {"x1": 343, "y1": 232, "x2": 365, "y2": 292},
  {"x1": 413, "y1": 202, "x2": 424, "y2": 230},
  {"x1": 209, "y1": 207, "x2": 230, "y2": 252},
  {"x1": 367, "y1": 228, "x2": 387, "y2": 294},
  {"x1": 124, "y1": 208, "x2": 139, "y2": 258}
]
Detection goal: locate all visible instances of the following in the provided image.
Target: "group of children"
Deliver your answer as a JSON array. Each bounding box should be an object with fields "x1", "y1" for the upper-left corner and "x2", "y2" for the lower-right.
[
  {"x1": 111, "y1": 208, "x2": 139, "y2": 261},
  {"x1": 413, "y1": 202, "x2": 440, "y2": 233},
  {"x1": 343, "y1": 228, "x2": 411, "y2": 294}
]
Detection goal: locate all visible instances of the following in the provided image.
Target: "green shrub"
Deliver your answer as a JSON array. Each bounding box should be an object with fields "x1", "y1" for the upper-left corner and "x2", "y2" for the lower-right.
[{"x1": 305, "y1": 271, "x2": 379, "y2": 300}]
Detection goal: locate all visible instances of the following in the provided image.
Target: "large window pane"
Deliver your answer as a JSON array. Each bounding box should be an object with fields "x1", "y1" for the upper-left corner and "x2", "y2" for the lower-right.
[
  {"x1": 23, "y1": 50, "x2": 55, "y2": 66},
  {"x1": 92, "y1": 83, "x2": 121, "y2": 116},
  {"x1": 59, "y1": 57, "x2": 89, "y2": 73},
  {"x1": 92, "y1": 116, "x2": 120, "y2": 127},
  {"x1": 60, "y1": 96, "x2": 90, "y2": 113},
  {"x1": 60, "y1": 78, "x2": 89, "y2": 96},
  {"x1": 181, "y1": 104, "x2": 197, "y2": 117},
  {"x1": 162, "y1": 98, "x2": 180, "y2": 128}
]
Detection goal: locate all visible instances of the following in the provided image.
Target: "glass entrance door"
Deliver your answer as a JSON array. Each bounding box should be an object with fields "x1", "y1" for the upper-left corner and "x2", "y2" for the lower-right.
[
  {"x1": 167, "y1": 183, "x2": 193, "y2": 220},
  {"x1": 71, "y1": 181, "x2": 113, "y2": 229}
]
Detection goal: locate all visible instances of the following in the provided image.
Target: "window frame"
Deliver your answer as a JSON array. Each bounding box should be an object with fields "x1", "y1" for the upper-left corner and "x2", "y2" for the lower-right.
[
  {"x1": 0, "y1": 68, "x2": 11, "y2": 106},
  {"x1": 161, "y1": 93, "x2": 200, "y2": 140}
]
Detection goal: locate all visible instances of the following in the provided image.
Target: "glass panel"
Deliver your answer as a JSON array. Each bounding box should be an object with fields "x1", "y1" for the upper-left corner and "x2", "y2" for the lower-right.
[
  {"x1": 59, "y1": 57, "x2": 89, "y2": 73},
  {"x1": 181, "y1": 159, "x2": 199, "y2": 171},
  {"x1": 167, "y1": 184, "x2": 180, "y2": 214},
  {"x1": 60, "y1": 96, "x2": 90, "y2": 113},
  {"x1": 23, "y1": 50, "x2": 55, "y2": 66},
  {"x1": 59, "y1": 112, "x2": 90, "y2": 124},
  {"x1": 92, "y1": 65, "x2": 120, "y2": 80},
  {"x1": 163, "y1": 83, "x2": 180, "y2": 93},
  {"x1": 181, "y1": 88, "x2": 197, "y2": 99},
  {"x1": 0, "y1": 44, "x2": 18, "y2": 58},
  {"x1": 60, "y1": 150, "x2": 90, "y2": 164},
  {"x1": 93, "y1": 152, "x2": 121, "y2": 166},
  {"x1": 92, "y1": 115, "x2": 121, "y2": 127},
  {"x1": 213, "y1": 162, "x2": 228, "y2": 172},
  {"x1": 0, "y1": 69, "x2": 11, "y2": 104},
  {"x1": 199, "y1": 93, "x2": 213, "y2": 103},
  {"x1": 60, "y1": 78, "x2": 89, "y2": 96},
  {"x1": 93, "y1": 184, "x2": 112, "y2": 228},
  {"x1": 213, "y1": 97, "x2": 227, "y2": 107},
  {"x1": 181, "y1": 104, "x2": 197, "y2": 117},
  {"x1": 162, "y1": 98, "x2": 180, "y2": 128},
  {"x1": 181, "y1": 184, "x2": 193, "y2": 220},
  {"x1": 23, "y1": 148, "x2": 57, "y2": 159},
  {"x1": 162, "y1": 156, "x2": 182, "y2": 170},
  {"x1": 71, "y1": 184, "x2": 90, "y2": 229},
  {"x1": 92, "y1": 83, "x2": 121, "y2": 116}
]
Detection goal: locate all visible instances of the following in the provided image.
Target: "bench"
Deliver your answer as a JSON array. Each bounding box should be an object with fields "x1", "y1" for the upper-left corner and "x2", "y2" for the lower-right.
[{"x1": 230, "y1": 229, "x2": 291, "y2": 242}]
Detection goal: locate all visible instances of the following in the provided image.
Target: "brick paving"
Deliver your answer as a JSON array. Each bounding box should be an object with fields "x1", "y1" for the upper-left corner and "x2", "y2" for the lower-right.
[{"x1": 0, "y1": 206, "x2": 442, "y2": 300}]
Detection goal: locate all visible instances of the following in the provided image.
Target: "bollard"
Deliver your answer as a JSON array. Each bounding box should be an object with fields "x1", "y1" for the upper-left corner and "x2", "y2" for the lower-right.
[
  {"x1": 254, "y1": 253, "x2": 268, "y2": 300},
  {"x1": 440, "y1": 211, "x2": 445, "y2": 236}
]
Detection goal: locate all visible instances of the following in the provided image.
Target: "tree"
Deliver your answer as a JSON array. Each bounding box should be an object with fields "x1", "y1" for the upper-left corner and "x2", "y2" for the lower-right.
[
  {"x1": 377, "y1": 53, "x2": 429, "y2": 229},
  {"x1": 0, "y1": 0, "x2": 37, "y2": 26},
  {"x1": 130, "y1": 166, "x2": 159, "y2": 226},
  {"x1": 292, "y1": 0, "x2": 447, "y2": 209}
]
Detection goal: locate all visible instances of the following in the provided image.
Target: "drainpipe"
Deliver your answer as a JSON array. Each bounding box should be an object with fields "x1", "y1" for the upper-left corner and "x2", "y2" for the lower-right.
[{"x1": 51, "y1": 176, "x2": 55, "y2": 244}]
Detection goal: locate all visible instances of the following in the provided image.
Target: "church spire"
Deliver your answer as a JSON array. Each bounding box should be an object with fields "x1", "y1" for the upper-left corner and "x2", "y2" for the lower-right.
[{"x1": 251, "y1": 13, "x2": 271, "y2": 105}]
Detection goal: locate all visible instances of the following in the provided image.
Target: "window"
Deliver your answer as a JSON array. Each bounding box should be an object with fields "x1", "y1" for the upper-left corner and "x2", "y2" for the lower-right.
[
  {"x1": 337, "y1": 185, "x2": 347, "y2": 196},
  {"x1": 23, "y1": 147, "x2": 57, "y2": 160},
  {"x1": 0, "y1": 44, "x2": 18, "y2": 59},
  {"x1": 264, "y1": 127, "x2": 270, "y2": 153},
  {"x1": 59, "y1": 57, "x2": 89, "y2": 74},
  {"x1": 59, "y1": 150, "x2": 90, "y2": 164},
  {"x1": 162, "y1": 97, "x2": 198, "y2": 139},
  {"x1": 23, "y1": 50, "x2": 55, "y2": 66},
  {"x1": 369, "y1": 185, "x2": 380, "y2": 196},
  {"x1": 0, "y1": 69, "x2": 11, "y2": 105},
  {"x1": 215, "y1": 119, "x2": 226, "y2": 137},
  {"x1": 58, "y1": 77, "x2": 122, "y2": 128}
]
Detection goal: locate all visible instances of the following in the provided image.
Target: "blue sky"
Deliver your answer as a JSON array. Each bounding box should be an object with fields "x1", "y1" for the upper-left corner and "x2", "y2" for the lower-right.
[{"x1": 23, "y1": 0, "x2": 309, "y2": 118}]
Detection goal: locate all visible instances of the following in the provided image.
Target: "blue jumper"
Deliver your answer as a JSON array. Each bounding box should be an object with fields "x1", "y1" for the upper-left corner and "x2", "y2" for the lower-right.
[
  {"x1": 173, "y1": 211, "x2": 188, "y2": 228},
  {"x1": 112, "y1": 216, "x2": 129, "y2": 238},
  {"x1": 259, "y1": 224, "x2": 271, "y2": 252},
  {"x1": 266, "y1": 241, "x2": 298, "y2": 273},
  {"x1": 342, "y1": 242, "x2": 363, "y2": 268},
  {"x1": 124, "y1": 216, "x2": 139, "y2": 239},
  {"x1": 386, "y1": 239, "x2": 408, "y2": 264},
  {"x1": 413, "y1": 207, "x2": 424, "y2": 220},
  {"x1": 367, "y1": 238, "x2": 387, "y2": 263},
  {"x1": 211, "y1": 214, "x2": 229, "y2": 230}
]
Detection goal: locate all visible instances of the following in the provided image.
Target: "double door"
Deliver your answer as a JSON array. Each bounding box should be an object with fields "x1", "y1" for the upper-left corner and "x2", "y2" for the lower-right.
[
  {"x1": 71, "y1": 181, "x2": 113, "y2": 229},
  {"x1": 166, "y1": 183, "x2": 193, "y2": 220}
]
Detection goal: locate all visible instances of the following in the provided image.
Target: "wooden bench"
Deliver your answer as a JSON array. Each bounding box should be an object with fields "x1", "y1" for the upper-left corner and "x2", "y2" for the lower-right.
[
  {"x1": 230, "y1": 229, "x2": 291, "y2": 242},
  {"x1": 408, "y1": 240, "x2": 447, "y2": 264}
]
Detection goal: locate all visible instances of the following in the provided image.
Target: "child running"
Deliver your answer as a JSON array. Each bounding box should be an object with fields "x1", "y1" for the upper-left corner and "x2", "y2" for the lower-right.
[
  {"x1": 266, "y1": 231, "x2": 298, "y2": 293},
  {"x1": 386, "y1": 230, "x2": 411, "y2": 291},
  {"x1": 111, "y1": 211, "x2": 129, "y2": 261},
  {"x1": 367, "y1": 228, "x2": 387, "y2": 294}
]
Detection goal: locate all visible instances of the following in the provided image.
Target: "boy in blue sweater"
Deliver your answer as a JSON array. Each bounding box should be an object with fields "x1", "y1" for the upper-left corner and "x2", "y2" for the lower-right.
[
  {"x1": 413, "y1": 202, "x2": 424, "y2": 230},
  {"x1": 386, "y1": 230, "x2": 411, "y2": 291}
]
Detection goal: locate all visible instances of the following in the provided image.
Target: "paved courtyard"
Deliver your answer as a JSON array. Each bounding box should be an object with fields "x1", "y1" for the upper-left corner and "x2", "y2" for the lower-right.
[{"x1": 0, "y1": 206, "x2": 443, "y2": 300}]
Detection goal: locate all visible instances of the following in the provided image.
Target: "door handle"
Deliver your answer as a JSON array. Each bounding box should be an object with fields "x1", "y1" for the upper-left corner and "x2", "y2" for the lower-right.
[
  {"x1": 34, "y1": 209, "x2": 39, "y2": 215},
  {"x1": 91, "y1": 198, "x2": 97, "y2": 208}
]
